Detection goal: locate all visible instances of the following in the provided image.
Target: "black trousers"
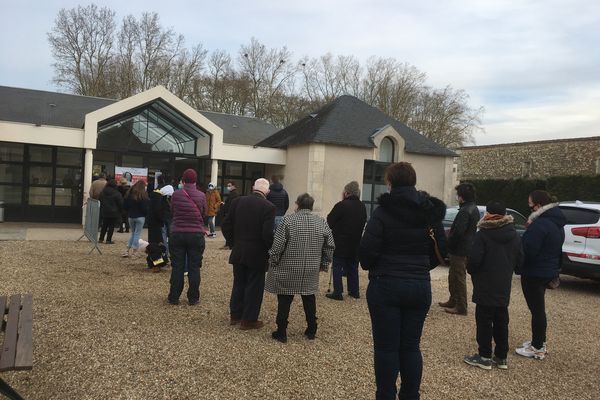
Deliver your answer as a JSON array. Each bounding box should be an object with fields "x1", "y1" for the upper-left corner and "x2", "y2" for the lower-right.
[
  {"x1": 99, "y1": 217, "x2": 118, "y2": 242},
  {"x1": 276, "y1": 294, "x2": 317, "y2": 333},
  {"x1": 230, "y1": 264, "x2": 265, "y2": 321},
  {"x1": 168, "y1": 232, "x2": 205, "y2": 304},
  {"x1": 521, "y1": 276, "x2": 550, "y2": 349},
  {"x1": 475, "y1": 304, "x2": 509, "y2": 359}
]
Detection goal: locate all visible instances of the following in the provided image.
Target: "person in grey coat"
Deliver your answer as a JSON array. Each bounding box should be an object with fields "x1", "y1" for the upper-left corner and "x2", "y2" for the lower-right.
[{"x1": 266, "y1": 193, "x2": 335, "y2": 343}]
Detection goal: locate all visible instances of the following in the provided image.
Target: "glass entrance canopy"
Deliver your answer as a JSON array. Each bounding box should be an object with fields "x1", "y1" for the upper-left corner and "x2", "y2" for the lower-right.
[{"x1": 97, "y1": 99, "x2": 210, "y2": 155}]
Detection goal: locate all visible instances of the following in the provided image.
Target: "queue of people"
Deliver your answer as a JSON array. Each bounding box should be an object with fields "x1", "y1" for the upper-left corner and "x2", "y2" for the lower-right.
[{"x1": 90, "y1": 163, "x2": 565, "y2": 400}]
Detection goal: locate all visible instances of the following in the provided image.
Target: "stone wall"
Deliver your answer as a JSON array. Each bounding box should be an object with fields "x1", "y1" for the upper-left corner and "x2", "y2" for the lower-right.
[{"x1": 458, "y1": 136, "x2": 600, "y2": 180}]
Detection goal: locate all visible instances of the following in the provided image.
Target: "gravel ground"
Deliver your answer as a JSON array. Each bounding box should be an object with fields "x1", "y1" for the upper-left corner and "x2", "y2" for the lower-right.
[{"x1": 0, "y1": 237, "x2": 599, "y2": 400}]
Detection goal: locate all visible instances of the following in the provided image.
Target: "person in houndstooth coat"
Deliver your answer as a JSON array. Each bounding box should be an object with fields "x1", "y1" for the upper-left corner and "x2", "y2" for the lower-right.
[{"x1": 266, "y1": 193, "x2": 335, "y2": 343}]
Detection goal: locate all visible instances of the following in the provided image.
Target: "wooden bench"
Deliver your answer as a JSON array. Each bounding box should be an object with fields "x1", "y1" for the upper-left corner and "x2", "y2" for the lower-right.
[{"x1": 0, "y1": 294, "x2": 33, "y2": 400}]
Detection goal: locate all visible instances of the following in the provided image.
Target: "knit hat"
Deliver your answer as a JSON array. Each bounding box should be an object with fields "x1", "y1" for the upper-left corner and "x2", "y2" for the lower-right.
[
  {"x1": 253, "y1": 178, "x2": 270, "y2": 195},
  {"x1": 344, "y1": 181, "x2": 360, "y2": 197},
  {"x1": 182, "y1": 169, "x2": 197, "y2": 184},
  {"x1": 486, "y1": 201, "x2": 506, "y2": 216}
]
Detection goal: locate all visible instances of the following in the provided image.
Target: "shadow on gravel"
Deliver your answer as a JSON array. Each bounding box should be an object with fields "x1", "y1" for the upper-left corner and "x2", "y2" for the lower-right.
[{"x1": 555, "y1": 275, "x2": 600, "y2": 295}]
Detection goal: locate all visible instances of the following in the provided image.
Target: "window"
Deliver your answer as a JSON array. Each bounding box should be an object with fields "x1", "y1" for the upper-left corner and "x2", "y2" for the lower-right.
[
  {"x1": 0, "y1": 143, "x2": 24, "y2": 162},
  {"x1": 0, "y1": 164, "x2": 23, "y2": 183},
  {"x1": 57, "y1": 148, "x2": 83, "y2": 166},
  {"x1": 559, "y1": 207, "x2": 600, "y2": 225},
  {"x1": 29, "y1": 146, "x2": 52, "y2": 163},
  {"x1": 507, "y1": 210, "x2": 527, "y2": 230},
  {"x1": 363, "y1": 160, "x2": 391, "y2": 219},
  {"x1": 379, "y1": 137, "x2": 395, "y2": 162}
]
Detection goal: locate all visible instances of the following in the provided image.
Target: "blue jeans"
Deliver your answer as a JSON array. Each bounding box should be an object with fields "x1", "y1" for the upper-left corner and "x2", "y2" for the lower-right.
[
  {"x1": 332, "y1": 256, "x2": 359, "y2": 296},
  {"x1": 367, "y1": 277, "x2": 431, "y2": 400},
  {"x1": 168, "y1": 232, "x2": 205, "y2": 304},
  {"x1": 127, "y1": 217, "x2": 145, "y2": 249},
  {"x1": 273, "y1": 215, "x2": 284, "y2": 233},
  {"x1": 208, "y1": 216, "x2": 216, "y2": 235},
  {"x1": 161, "y1": 225, "x2": 170, "y2": 257}
]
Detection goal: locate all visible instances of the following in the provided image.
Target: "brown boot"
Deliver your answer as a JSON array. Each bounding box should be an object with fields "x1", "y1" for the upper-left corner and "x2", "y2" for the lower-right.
[
  {"x1": 230, "y1": 318, "x2": 241, "y2": 326},
  {"x1": 438, "y1": 300, "x2": 455, "y2": 308},
  {"x1": 240, "y1": 320, "x2": 264, "y2": 330},
  {"x1": 444, "y1": 307, "x2": 467, "y2": 316}
]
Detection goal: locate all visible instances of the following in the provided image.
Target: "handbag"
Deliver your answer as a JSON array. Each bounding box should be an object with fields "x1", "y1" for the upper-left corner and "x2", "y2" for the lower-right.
[{"x1": 428, "y1": 227, "x2": 447, "y2": 267}]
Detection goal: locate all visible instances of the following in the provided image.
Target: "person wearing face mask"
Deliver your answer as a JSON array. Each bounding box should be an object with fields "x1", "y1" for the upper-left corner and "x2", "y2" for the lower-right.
[
  {"x1": 205, "y1": 183, "x2": 222, "y2": 238},
  {"x1": 515, "y1": 190, "x2": 565, "y2": 361},
  {"x1": 439, "y1": 182, "x2": 480, "y2": 316},
  {"x1": 220, "y1": 181, "x2": 239, "y2": 250}
]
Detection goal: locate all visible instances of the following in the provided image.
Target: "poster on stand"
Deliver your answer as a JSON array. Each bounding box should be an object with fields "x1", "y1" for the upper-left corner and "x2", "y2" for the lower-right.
[{"x1": 115, "y1": 166, "x2": 148, "y2": 185}]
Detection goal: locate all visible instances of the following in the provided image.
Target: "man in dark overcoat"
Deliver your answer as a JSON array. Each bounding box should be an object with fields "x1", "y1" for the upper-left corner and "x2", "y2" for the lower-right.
[
  {"x1": 325, "y1": 181, "x2": 367, "y2": 300},
  {"x1": 221, "y1": 178, "x2": 275, "y2": 330}
]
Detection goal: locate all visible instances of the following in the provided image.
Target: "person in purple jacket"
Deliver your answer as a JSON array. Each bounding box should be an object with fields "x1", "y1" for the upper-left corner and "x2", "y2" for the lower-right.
[{"x1": 167, "y1": 169, "x2": 208, "y2": 306}]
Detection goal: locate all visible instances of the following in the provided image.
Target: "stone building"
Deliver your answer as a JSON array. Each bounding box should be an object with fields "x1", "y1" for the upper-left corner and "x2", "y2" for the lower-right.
[{"x1": 457, "y1": 136, "x2": 600, "y2": 181}]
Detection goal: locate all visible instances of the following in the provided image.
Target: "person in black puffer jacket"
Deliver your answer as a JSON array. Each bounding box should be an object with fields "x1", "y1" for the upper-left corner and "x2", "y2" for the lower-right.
[
  {"x1": 463, "y1": 201, "x2": 523, "y2": 370},
  {"x1": 515, "y1": 190, "x2": 566, "y2": 361},
  {"x1": 266, "y1": 175, "x2": 289, "y2": 232},
  {"x1": 359, "y1": 162, "x2": 446, "y2": 400},
  {"x1": 99, "y1": 179, "x2": 123, "y2": 244},
  {"x1": 440, "y1": 182, "x2": 481, "y2": 316}
]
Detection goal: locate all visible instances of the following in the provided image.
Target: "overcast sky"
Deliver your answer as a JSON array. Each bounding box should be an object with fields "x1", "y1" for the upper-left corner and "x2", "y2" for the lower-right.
[{"x1": 1, "y1": 0, "x2": 599, "y2": 146}]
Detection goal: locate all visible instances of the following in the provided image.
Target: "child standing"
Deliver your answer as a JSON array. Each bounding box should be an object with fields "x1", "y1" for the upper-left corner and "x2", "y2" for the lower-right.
[{"x1": 463, "y1": 201, "x2": 523, "y2": 370}]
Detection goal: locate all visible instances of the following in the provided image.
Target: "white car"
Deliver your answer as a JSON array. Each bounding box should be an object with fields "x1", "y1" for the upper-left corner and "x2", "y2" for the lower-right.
[{"x1": 559, "y1": 201, "x2": 600, "y2": 281}]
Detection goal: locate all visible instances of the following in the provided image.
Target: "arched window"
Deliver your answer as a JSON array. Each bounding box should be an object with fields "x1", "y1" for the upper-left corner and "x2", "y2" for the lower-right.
[{"x1": 379, "y1": 137, "x2": 394, "y2": 162}]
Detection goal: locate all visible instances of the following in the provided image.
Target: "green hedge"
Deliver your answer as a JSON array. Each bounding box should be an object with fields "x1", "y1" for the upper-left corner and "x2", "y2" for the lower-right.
[{"x1": 466, "y1": 176, "x2": 600, "y2": 216}]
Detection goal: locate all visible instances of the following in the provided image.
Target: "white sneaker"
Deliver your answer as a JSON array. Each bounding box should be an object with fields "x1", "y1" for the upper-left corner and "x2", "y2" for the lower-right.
[
  {"x1": 516, "y1": 344, "x2": 547, "y2": 360},
  {"x1": 519, "y1": 341, "x2": 548, "y2": 351}
]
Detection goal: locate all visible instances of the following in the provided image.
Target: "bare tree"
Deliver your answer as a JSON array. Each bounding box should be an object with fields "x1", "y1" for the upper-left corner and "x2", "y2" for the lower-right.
[
  {"x1": 238, "y1": 38, "x2": 298, "y2": 120},
  {"x1": 48, "y1": 4, "x2": 116, "y2": 97},
  {"x1": 300, "y1": 53, "x2": 362, "y2": 102},
  {"x1": 410, "y1": 86, "x2": 483, "y2": 148}
]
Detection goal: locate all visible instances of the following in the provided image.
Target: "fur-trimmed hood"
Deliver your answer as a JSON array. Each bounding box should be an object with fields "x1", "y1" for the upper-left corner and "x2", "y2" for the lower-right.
[
  {"x1": 477, "y1": 214, "x2": 518, "y2": 244},
  {"x1": 477, "y1": 214, "x2": 514, "y2": 230},
  {"x1": 378, "y1": 186, "x2": 446, "y2": 224},
  {"x1": 528, "y1": 202, "x2": 559, "y2": 223}
]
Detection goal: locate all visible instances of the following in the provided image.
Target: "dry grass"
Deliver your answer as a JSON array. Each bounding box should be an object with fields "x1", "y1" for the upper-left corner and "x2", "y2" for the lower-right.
[{"x1": 0, "y1": 237, "x2": 599, "y2": 400}]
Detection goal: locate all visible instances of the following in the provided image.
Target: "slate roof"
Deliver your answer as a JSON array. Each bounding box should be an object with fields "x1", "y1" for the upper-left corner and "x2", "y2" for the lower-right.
[
  {"x1": 198, "y1": 111, "x2": 278, "y2": 146},
  {"x1": 0, "y1": 86, "x2": 278, "y2": 146},
  {"x1": 256, "y1": 95, "x2": 457, "y2": 157},
  {"x1": 0, "y1": 85, "x2": 115, "y2": 129}
]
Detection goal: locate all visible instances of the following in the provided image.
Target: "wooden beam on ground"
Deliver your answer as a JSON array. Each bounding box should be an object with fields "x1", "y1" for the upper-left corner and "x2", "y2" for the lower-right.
[
  {"x1": 15, "y1": 294, "x2": 33, "y2": 370},
  {"x1": 0, "y1": 295, "x2": 21, "y2": 372}
]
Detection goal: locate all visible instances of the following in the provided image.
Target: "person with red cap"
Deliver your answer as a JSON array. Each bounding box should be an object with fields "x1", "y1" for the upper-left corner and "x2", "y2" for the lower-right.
[
  {"x1": 221, "y1": 178, "x2": 275, "y2": 330},
  {"x1": 167, "y1": 168, "x2": 207, "y2": 305}
]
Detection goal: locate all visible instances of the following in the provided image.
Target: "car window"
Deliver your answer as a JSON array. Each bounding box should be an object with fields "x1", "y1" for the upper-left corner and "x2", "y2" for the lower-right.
[
  {"x1": 507, "y1": 210, "x2": 527, "y2": 229},
  {"x1": 559, "y1": 207, "x2": 600, "y2": 225},
  {"x1": 444, "y1": 208, "x2": 459, "y2": 222}
]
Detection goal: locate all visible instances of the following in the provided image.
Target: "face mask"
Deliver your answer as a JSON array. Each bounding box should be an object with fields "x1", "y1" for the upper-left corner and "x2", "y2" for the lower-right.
[
  {"x1": 224, "y1": 187, "x2": 230, "y2": 194},
  {"x1": 178, "y1": 183, "x2": 183, "y2": 189}
]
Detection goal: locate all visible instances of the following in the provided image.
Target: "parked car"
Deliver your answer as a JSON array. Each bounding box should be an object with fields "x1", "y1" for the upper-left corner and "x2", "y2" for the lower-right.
[
  {"x1": 442, "y1": 205, "x2": 527, "y2": 237},
  {"x1": 559, "y1": 201, "x2": 600, "y2": 281}
]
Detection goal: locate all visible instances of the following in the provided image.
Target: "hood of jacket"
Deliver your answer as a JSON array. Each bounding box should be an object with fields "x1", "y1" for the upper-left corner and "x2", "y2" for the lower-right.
[
  {"x1": 269, "y1": 182, "x2": 284, "y2": 192},
  {"x1": 478, "y1": 215, "x2": 517, "y2": 244},
  {"x1": 529, "y1": 203, "x2": 566, "y2": 228},
  {"x1": 378, "y1": 186, "x2": 446, "y2": 224}
]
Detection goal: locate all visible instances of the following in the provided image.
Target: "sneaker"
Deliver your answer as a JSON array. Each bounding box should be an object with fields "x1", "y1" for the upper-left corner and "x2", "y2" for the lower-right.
[
  {"x1": 98, "y1": 239, "x2": 104, "y2": 243},
  {"x1": 463, "y1": 354, "x2": 492, "y2": 370},
  {"x1": 121, "y1": 251, "x2": 130, "y2": 258},
  {"x1": 105, "y1": 240, "x2": 115, "y2": 244},
  {"x1": 492, "y1": 356, "x2": 508, "y2": 370},
  {"x1": 519, "y1": 340, "x2": 548, "y2": 351},
  {"x1": 516, "y1": 344, "x2": 546, "y2": 360},
  {"x1": 184, "y1": 271, "x2": 189, "y2": 276}
]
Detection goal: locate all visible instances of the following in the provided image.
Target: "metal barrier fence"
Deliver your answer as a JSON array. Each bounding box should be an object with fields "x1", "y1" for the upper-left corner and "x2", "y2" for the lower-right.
[{"x1": 77, "y1": 199, "x2": 101, "y2": 254}]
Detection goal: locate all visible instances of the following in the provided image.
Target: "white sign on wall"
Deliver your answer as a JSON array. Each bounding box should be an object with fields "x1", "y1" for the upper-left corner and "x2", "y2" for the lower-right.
[{"x1": 115, "y1": 166, "x2": 148, "y2": 184}]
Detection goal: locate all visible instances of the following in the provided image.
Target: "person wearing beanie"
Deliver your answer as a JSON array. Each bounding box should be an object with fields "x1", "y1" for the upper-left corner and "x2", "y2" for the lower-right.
[
  {"x1": 325, "y1": 181, "x2": 367, "y2": 300},
  {"x1": 205, "y1": 182, "x2": 223, "y2": 238},
  {"x1": 167, "y1": 168, "x2": 208, "y2": 306},
  {"x1": 463, "y1": 201, "x2": 523, "y2": 370},
  {"x1": 221, "y1": 177, "x2": 276, "y2": 330},
  {"x1": 266, "y1": 175, "x2": 289, "y2": 232}
]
